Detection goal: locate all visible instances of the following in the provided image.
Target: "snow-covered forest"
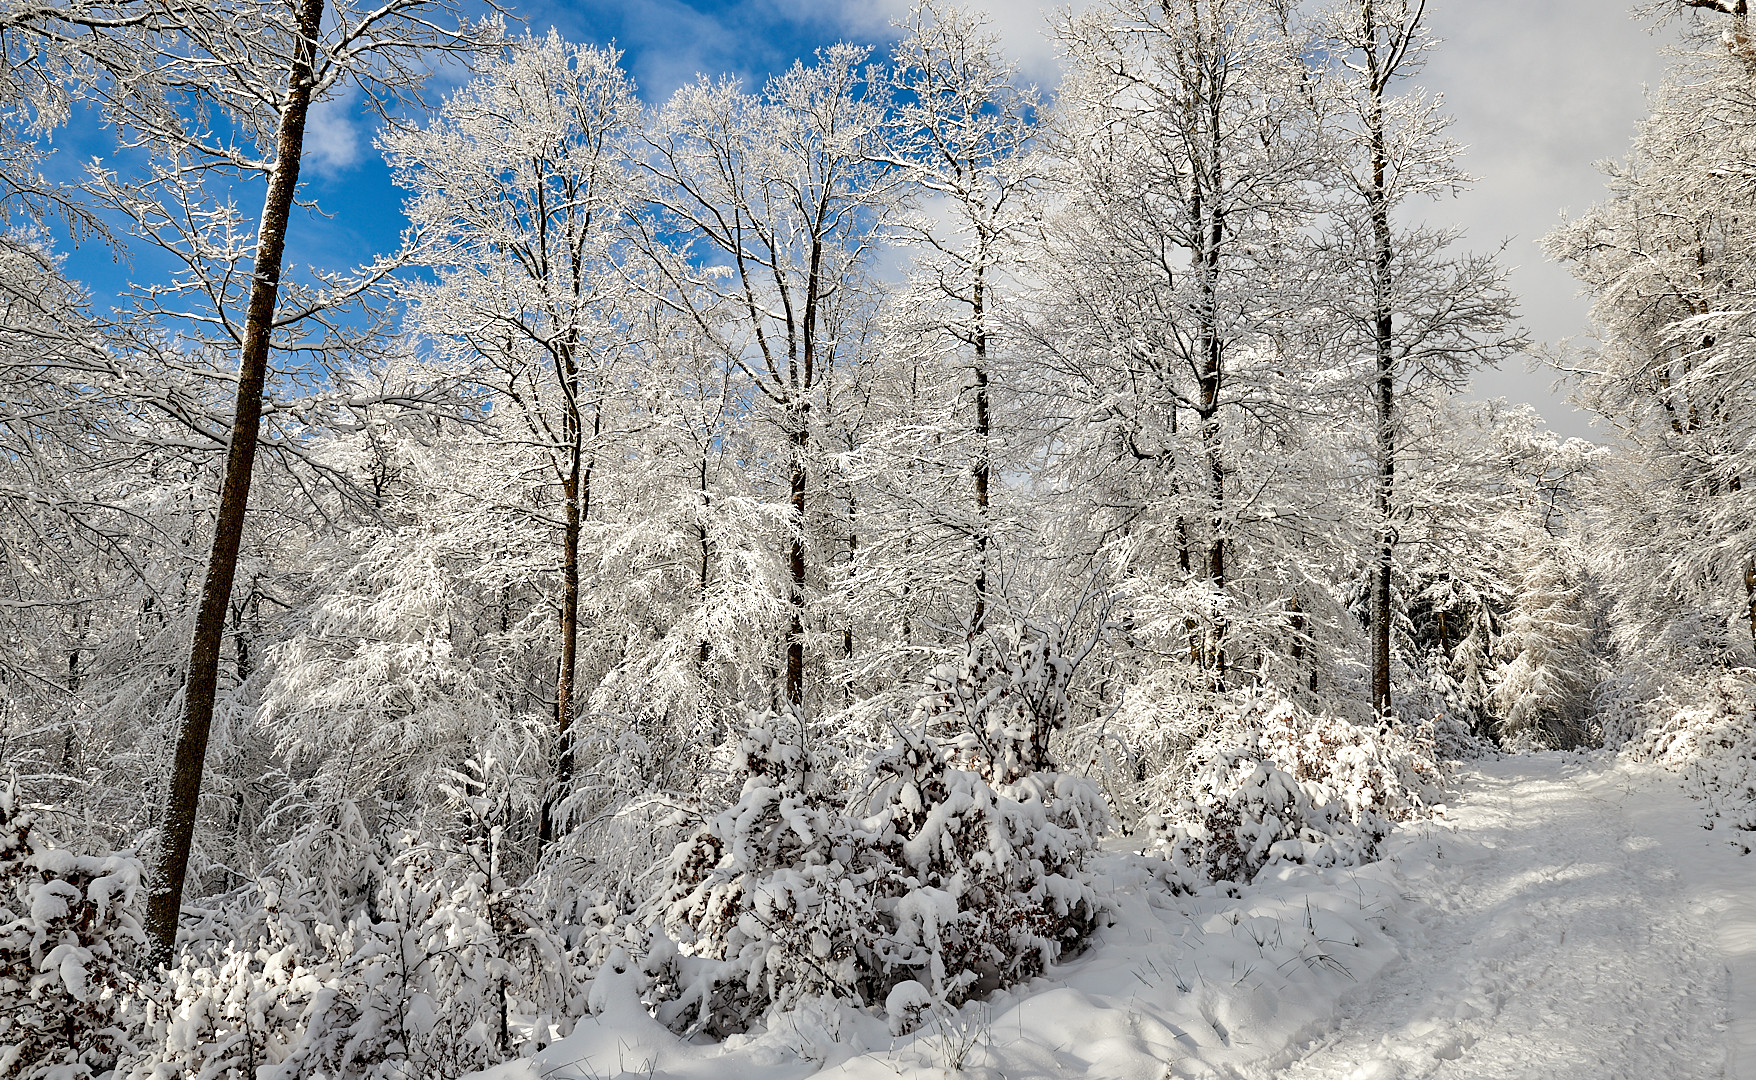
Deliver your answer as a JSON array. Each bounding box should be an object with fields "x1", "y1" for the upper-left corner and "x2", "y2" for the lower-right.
[{"x1": 3, "y1": 0, "x2": 1756, "y2": 1075}]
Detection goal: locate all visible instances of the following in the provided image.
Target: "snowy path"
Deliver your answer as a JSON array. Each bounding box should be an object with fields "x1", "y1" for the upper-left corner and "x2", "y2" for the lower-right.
[{"x1": 1245, "y1": 753, "x2": 1756, "y2": 1080}]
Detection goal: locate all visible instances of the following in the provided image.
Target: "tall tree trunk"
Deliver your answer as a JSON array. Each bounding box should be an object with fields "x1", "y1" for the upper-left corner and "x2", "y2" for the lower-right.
[
  {"x1": 1744, "y1": 556, "x2": 1756, "y2": 656},
  {"x1": 972, "y1": 267, "x2": 991, "y2": 633},
  {"x1": 1372, "y1": 357, "x2": 1394, "y2": 717},
  {"x1": 786, "y1": 415, "x2": 807, "y2": 708},
  {"x1": 697, "y1": 452, "x2": 712, "y2": 669},
  {"x1": 543, "y1": 469, "x2": 580, "y2": 844},
  {"x1": 144, "y1": 0, "x2": 326, "y2": 968},
  {"x1": 1367, "y1": 0, "x2": 1396, "y2": 720},
  {"x1": 1288, "y1": 593, "x2": 1307, "y2": 686},
  {"x1": 543, "y1": 377, "x2": 596, "y2": 846},
  {"x1": 1195, "y1": 143, "x2": 1227, "y2": 681},
  {"x1": 785, "y1": 230, "x2": 824, "y2": 712}
]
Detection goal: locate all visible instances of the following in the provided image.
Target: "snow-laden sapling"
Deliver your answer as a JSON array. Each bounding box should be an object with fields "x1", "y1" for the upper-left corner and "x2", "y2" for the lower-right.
[
  {"x1": 656, "y1": 651, "x2": 1110, "y2": 1037},
  {"x1": 866, "y1": 623, "x2": 1109, "y2": 1018},
  {"x1": 657, "y1": 716, "x2": 878, "y2": 1036},
  {"x1": 1150, "y1": 695, "x2": 1440, "y2": 889},
  {"x1": 916, "y1": 619, "x2": 1082, "y2": 785},
  {"x1": 128, "y1": 814, "x2": 578, "y2": 1080},
  {"x1": 0, "y1": 782, "x2": 144, "y2": 1080},
  {"x1": 857, "y1": 725, "x2": 1105, "y2": 1015}
]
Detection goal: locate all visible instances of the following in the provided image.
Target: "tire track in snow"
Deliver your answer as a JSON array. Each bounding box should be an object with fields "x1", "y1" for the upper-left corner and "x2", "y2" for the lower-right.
[{"x1": 1241, "y1": 753, "x2": 1739, "y2": 1080}]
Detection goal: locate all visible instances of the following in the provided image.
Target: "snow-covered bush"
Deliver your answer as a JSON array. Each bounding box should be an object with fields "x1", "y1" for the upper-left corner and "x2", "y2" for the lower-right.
[
  {"x1": 1153, "y1": 750, "x2": 1377, "y2": 888},
  {"x1": 1257, "y1": 705, "x2": 1442, "y2": 825},
  {"x1": 856, "y1": 727, "x2": 1105, "y2": 1013},
  {"x1": 1620, "y1": 670, "x2": 1756, "y2": 847},
  {"x1": 875, "y1": 624, "x2": 1109, "y2": 1012},
  {"x1": 656, "y1": 691, "x2": 1109, "y2": 1035},
  {"x1": 915, "y1": 620, "x2": 1085, "y2": 785},
  {"x1": 0, "y1": 782, "x2": 144, "y2": 1080},
  {"x1": 127, "y1": 818, "x2": 578, "y2": 1079},
  {"x1": 655, "y1": 717, "x2": 874, "y2": 1036},
  {"x1": 1149, "y1": 695, "x2": 1440, "y2": 889}
]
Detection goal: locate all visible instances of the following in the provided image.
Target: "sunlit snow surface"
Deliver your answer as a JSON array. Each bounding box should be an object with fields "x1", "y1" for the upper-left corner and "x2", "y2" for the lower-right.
[{"x1": 475, "y1": 753, "x2": 1756, "y2": 1079}]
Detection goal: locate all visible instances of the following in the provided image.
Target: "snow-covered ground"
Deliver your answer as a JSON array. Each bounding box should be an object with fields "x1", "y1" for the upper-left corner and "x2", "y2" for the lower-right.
[
  {"x1": 1255, "y1": 753, "x2": 1753, "y2": 1080},
  {"x1": 478, "y1": 753, "x2": 1756, "y2": 1080}
]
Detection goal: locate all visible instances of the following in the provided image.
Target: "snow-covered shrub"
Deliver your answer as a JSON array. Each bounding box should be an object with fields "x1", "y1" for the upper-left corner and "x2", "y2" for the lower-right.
[
  {"x1": 1149, "y1": 695, "x2": 1440, "y2": 889},
  {"x1": 655, "y1": 717, "x2": 874, "y2": 1036},
  {"x1": 127, "y1": 818, "x2": 578, "y2": 1079},
  {"x1": 1153, "y1": 750, "x2": 1369, "y2": 887},
  {"x1": 856, "y1": 728, "x2": 1105, "y2": 1013},
  {"x1": 915, "y1": 620, "x2": 1084, "y2": 786},
  {"x1": 1398, "y1": 663, "x2": 1499, "y2": 761},
  {"x1": 655, "y1": 697, "x2": 1109, "y2": 1036},
  {"x1": 1257, "y1": 706, "x2": 1442, "y2": 825},
  {"x1": 877, "y1": 623, "x2": 1110, "y2": 1013},
  {"x1": 0, "y1": 782, "x2": 144, "y2": 1080},
  {"x1": 539, "y1": 699, "x2": 734, "y2": 907}
]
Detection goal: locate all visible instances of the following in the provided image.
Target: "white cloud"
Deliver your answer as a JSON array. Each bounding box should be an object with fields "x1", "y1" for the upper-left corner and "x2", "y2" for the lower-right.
[
  {"x1": 305, "y1": 90, "x2": 362, "y2": 174},
  {"x1": 799, "y1": 0, "x2": 1083, "y2": 86},
  {"x1": 1414, "y1": 0, "x2": 1675, "y2": 437}
]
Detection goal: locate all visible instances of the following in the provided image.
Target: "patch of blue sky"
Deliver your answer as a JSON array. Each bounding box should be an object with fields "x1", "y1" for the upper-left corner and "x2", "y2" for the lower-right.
[{"x1": 33, "y1": 0, "x2": 894, "y2": 315}]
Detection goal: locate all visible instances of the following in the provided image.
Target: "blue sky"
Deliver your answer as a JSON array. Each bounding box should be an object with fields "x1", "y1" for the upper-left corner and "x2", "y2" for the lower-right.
[
  {"x1": 295, "y1": 0, "x2": 881, "y2": 264},
  {"x1": 42, "y1": 0, "x2": 1678, "y2": 438},
  {"x1": 45, "y1": 0, "x2": 881, "y2": 326}
]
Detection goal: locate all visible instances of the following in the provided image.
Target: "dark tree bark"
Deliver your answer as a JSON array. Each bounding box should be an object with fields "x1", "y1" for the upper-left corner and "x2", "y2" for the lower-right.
[
  {"x1": 972, "y1": 266, "x2": 991, "y2": 633},
  {"x1": 1194, "y1": 133, "x2": 1228, "y2": 681},
  {"x1": 786, "y1": 414, "x2": 808, "y2": 708},
  {"x1": 1735, "y1": 478, "x2": 1756, "y2": 656},
  {"x1": 541, "y1": 350, "x2": 600, "y2": 846},
  {"x1": 697, "y1": 452, "x2": 713, "y2": 669},
  {"x1": 784, "y1": 231, "x2": 824, "y2": 710},
  {"x1": 144, "y1": 0, "x2": 327, "y2": 968},
  {"x1": 1365, "y1": 0, "x2": 1397, "y2": 720},
  {"x1": 1744, "y1": 556, "x2": 1756, "y2": 655}
]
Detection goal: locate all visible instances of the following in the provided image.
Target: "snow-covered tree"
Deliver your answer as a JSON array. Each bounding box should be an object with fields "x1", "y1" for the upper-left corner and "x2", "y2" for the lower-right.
[
  {"x1": 48, "y1": 0, "x2": 502, "y2": 964},
  {"x1": 1547, "y1": 32, "x2": 1756, "y2": 688},
  {"x1": 1312, "y1": 0, "x2": 1525, "y2": 718},
  {"x1": 640, "y1": 45, "x2": 897, "y2": 711},
  {"x1": 386, "y1": 33, "x2": 643, "y2": 841},
  {"x1": 880, "y1": 0, "x2": 1041, "y2": 634}
]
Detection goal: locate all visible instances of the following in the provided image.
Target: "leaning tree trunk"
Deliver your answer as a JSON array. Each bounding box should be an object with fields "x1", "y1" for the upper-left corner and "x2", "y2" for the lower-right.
[{"x1": 145, "y1": 0, "x2": 326, "y2": 968}]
